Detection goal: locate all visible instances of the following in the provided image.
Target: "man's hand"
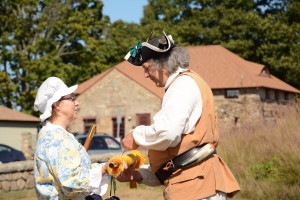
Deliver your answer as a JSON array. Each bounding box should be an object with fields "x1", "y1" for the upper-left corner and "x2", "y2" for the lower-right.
[
  {"x1": 117, "y1": 162, "x2": 143, "y2": 183},
  {"x1": 122, "y1": 131, "x2": 139, "y2": 150}
]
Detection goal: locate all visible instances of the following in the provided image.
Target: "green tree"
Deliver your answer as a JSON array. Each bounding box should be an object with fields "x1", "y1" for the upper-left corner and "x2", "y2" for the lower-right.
[
  {"x1": 0, "y1": 0, "x2": 110, "y2": 114},
  {"x1": 256, "y1": 0, "x2": 300, "y2": 89},
  {"x1": 101, "y1": 20, "x2": 144, "y2": 66},
  {"x1": 141, "y1": 0, "x2": 300, "y2": 89}
]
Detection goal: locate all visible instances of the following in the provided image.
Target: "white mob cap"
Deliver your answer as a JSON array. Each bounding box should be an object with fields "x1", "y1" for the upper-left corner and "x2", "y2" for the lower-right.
[{"x1": 34, "y1": 77, "x2": 78, "y2": 122}]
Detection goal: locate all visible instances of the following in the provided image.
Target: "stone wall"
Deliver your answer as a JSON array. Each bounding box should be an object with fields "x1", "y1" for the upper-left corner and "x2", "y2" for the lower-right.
[
  {"x1": 0, "y1": 161, "x2": 34, "y2": 192},
  {"x1": 21, "y1": 132, "x2": 35, "y2": 159},
  {"x1": 0, "y1": 154, "x2": 116, "y2": 192},
  {"x1": 213, "y1": 88, "x2": 297, "y2": 131},
  {"x1": 69, "y1": 70, "x2": 162, "y2": 135},
  {"x1": 69, "y1": 69, "x2": 297, "y2": 135}
]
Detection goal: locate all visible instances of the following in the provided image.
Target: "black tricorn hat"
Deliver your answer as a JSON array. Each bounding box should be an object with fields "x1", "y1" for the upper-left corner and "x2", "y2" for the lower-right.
[{"x1": 124, "y1": 31, "x2": 175, "y2": 66}]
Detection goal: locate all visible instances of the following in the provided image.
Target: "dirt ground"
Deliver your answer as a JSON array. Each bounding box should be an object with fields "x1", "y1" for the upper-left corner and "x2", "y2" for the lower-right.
[{"x1": 0, "y1": 182, "x2": 164, "y2": 200}]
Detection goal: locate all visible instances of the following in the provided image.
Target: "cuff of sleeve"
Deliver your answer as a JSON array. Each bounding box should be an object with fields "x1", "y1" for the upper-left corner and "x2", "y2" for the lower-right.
[{"x1": 89, "y1": 163, "x2": 108, "y2": 196}]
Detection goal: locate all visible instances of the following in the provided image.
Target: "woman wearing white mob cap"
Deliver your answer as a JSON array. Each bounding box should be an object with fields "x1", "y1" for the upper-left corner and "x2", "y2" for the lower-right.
[{"x1": 33, "y1": 77, "x2": 108, "y2": 200}]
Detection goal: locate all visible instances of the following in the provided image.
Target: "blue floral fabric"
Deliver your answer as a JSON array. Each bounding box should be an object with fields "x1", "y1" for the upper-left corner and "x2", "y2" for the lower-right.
[{"x1": 34, "y1": 124, "x2": 98, "y2": 199}]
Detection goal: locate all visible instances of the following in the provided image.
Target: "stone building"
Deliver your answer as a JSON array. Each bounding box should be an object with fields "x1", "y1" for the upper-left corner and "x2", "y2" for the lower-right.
[{"x1": 68, "y1": 45, "x2": 300, "y2": 137}]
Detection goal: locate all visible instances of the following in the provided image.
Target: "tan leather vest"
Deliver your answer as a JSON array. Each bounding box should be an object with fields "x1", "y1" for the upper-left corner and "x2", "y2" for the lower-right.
[
  {"x1": 148, "y1": 70, "x2": 219, "y2": 172},
  {"x1": 148, "y1": 71, "x2": 240, "y2": 199}
]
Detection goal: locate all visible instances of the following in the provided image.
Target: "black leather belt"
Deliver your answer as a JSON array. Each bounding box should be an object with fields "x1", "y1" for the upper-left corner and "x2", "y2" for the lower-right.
[{"x1": 155, "y1": 143, "x2": 216, "y2": 184}]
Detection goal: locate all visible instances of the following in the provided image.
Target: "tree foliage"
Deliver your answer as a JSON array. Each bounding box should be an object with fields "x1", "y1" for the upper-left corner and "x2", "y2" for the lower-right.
[
  {"x1": 101, "y1": 20, "x2": 143, "y2": 66},
  {"x1": 1, "y1": 0, "x2": 299, "y2": 115},
  {"x1": 141, "y1": 0, "x2": 300, "y2": 89},
  {"x1": 0, "y1": 0, "x2": 110, "y2": 113}
]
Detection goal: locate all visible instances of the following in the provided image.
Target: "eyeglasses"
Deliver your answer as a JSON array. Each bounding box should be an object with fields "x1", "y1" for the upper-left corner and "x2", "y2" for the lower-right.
[{"x1": 60, "y1": 94, "x2": 76, "y2": 102}]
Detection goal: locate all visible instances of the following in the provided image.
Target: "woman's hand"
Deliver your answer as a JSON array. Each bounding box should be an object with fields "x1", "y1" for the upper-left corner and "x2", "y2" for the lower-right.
[{"x1": 101, "y1": 162, "x2": 108, "y2": 175}]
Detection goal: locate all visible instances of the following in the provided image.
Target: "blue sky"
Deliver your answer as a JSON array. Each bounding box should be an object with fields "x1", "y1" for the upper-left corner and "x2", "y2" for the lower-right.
[{"x1": 102, "y1": 0, "x2": 148, "y2": 23}]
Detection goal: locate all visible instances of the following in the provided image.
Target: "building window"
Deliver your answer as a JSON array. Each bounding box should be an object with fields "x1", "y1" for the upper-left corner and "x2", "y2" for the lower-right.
[
  {"x1": 275, "y1": 90, "x2": 279, "y2": 101},
  {"x1": 284, "y1": 92, "x2": 289, "y2": 101},
  {"x1": 225, "y1": 89, "x2": 239, "y2": 98},
  {"x1": 83, "y1": 117, "x2": 96, "y2": 133},
  {"x1": 112, "y1": 116, "x2": 125, "y2": 138},
  {"x1": 266, "y1": 89, "x2": 271, "y2": 100},
  {"x1": 136, "y1": 113, "x2": 151, "y2": 126}
]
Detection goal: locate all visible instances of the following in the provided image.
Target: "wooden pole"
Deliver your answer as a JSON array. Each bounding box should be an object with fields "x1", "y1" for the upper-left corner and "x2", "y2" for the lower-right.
[{"x1": 84, "y1": 124, "x2": 96, "y2": 151}]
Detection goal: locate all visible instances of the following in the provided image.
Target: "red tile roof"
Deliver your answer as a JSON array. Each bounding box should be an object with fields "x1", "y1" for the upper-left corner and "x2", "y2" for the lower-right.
[
  {"x1": 77, "y1": 61, "x2": 165, "y2": 98},
  {"x1": 188, "y1": 45, "x2": 300, "y2": 93},
  {"x1": 0, "y1": 106, "x2": 40, "y2": 122},
  {"x1": 77, "y1": 45, "x2": 300, "y2": 98}
]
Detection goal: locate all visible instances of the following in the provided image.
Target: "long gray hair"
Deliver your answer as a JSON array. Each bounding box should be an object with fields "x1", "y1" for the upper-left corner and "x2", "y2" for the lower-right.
[{"x1": 149, "y1": 46, "x2": 190, "y2": 74}]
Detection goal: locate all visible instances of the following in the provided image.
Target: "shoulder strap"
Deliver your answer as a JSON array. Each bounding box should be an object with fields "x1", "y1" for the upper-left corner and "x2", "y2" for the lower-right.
[{"x1": 165, "y1": 69, "x2": 191, "y2": 92}]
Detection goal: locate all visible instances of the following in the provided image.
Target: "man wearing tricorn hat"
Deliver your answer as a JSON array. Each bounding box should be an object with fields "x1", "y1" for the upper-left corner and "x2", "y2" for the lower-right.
[{"x1": 118, "y1": 31, "x2": 240, "y2": 199}]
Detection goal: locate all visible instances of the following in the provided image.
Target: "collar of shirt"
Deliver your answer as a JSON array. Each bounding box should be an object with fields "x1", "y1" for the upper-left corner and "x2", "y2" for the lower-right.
[
  {"x1": 44, "y1": 120, "x2": 64, "y2": 130},
  {"x1": 165, "y1": 67, "x2": 189, "y2": 90},
  {"x1": 43, "y1": 120, "x2": 75, "y2": 138}
]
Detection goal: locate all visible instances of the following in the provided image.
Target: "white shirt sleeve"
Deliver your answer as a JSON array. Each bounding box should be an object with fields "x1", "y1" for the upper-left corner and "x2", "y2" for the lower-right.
[
  {"x1": 133, "y1": 75, "x2": 202, "y2": 151},
  {"x1": 89, "y1": 163, "x2": 108, "y2": 196}
]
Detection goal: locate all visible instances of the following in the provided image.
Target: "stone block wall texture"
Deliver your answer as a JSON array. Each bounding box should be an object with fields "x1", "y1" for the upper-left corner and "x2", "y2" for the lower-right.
[
  {"x1": 21, "y1": 132, "x2": 35, "y2": 159},
  {"x1": 68, "y1": 70, "x2": 297, "y2": 135},
  {"x1": 0, "y1": 154, "x2": 116, "y2": 192},
  {"x1": 213, "y1": 88, "x2": 296, "y2": 131},
  {"x1": 69, "y1": 70, "x2": 162, "y2": 134},
  {"x1": 0, "y1": 161, "x2": 34, "y2": 192}
]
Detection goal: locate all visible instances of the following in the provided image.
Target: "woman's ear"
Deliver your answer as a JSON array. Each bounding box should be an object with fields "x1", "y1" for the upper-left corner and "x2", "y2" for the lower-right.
[{"x1": 52, "y1": 102, "x2": 61, "y2": 110}]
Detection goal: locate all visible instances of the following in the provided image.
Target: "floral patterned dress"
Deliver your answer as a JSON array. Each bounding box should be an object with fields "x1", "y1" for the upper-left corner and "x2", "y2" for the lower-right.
[{"x1": 34, "y1": 122, "x2": 108, "y2": 199}]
